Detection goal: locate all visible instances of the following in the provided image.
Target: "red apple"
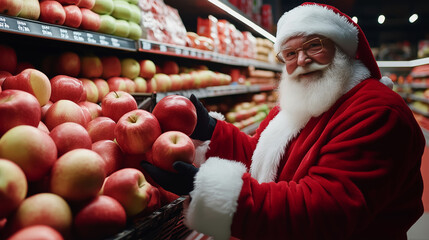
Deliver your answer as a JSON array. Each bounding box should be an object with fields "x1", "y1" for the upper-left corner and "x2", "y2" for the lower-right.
[
  {"x1": 63, "y1": 5, "x2": 82, "y2": 28},
  {"x1": 180, "y1": 73, "x2": 194, "y2": 89},
  {"x1": 74, "y1": 195, "x2": 126, "y2": 239},
  {"x1": 0, "y1": 90, "x2": 41, "y2": 136},
  {"x1": 93, "y1": 78, "x2": 109, "y2": 102},
  {"x1": 152, "y1": 131, "x2": 195, "y2": 172},
  {"x1": 80, "y1": 55, "x2": 103, "y2": 78},
  {"x1": 0, "y1": 159, "x2": 27, "y2": 219},
  {"x1": 124, "y1": 77, "x2": 136, "y2": 93},
  {"x1": 39, "y1": 1, "x2": 66, "y2": 25},
  {"x1": 169, "y1": 74, "x2": 183, "y2": 91},
  {"x1": 7, "y1": 225, "x2": 64, "y2": 240},
  {"x1": 2, "y1": 68, "x2": 51, "y2": 106},
  {"x1": 80, "y1": 78, "x2": 99, "y2": 103},
  {"x1": 152, "y1": 95, "x2": 197, "y2": 135},
  {"x1": 0, "y1": 0, "x2": 23, "y2": 17},
  {"x1": 86, "y1": 116, "x2": 116, "y2": 143},
  {"x1": 133, "y1": 77, "x2": 147, "y2": 93},
  {"x1": 79, "y1": 8, "x2": 100, "y2": 32},
  {"x1": 114, "y1": 109, "x2": 161, "y2": 154},
  {"x1": 153, "y1": 73, "x2": 171, "y2": 92},
  {"x1": 107, "y1": 76, "x2": 127, "y2": 92},
  {"x1": 146, "y1": 77, "x2": 157, "y2": 93},
  {"x1": 50, "y1": 75, "x2": 84, "y2": 103},
  {"x1": 41, "y1": 100, "x2": 53, "y2": 121},
  {"x1": 77, "y1": 0, "x2": 95, "y2": 9},
  {"x1": 102, "y1": 168, "x2": 154, "y2": 216},
  {"x1": 0, "y1": 71, "x2": 12, "y2": 86},
  {"x1": 79, "y1": 101, "x2": 102, "y2": 120},
  {"x1": 50, "y1": 149, "x2": 106, "y2": 202},
  {"x1": 7, "y1": 193, "x2": 72, "y2": 236},
  {"x1": 139, "y1": 59, "x2": 156, "y2": 79},
  {"x1": 55, "y1": 52, "x2": 80, "y2": 77},
  {"x1": 44, "y1": 99, "x2": 89, "y2": 130},
  {"x1": 161, "y1": 61, "x2": 179, "y2": 75},
  {"x1": 92, "y1": 139, "x2": 123, "y2": 176},
  {"x1": 101, "y1": 91, "x2": 137, "y2": 122},
  {"x1": 37, "y1": 121, "x2": 49, "y2": 134},
  {"x1": 49, "y1": 122, "x2": 92, "y2": 156},
  {"x1": 57, "y1": 0, "x2": 81, "y2": 4},
  {"x1": 101, "y1": 56, "x2": 121, "y2": 79},
  {"x1": 0, "y1": 125, "x2": 57, "y2": 182}
]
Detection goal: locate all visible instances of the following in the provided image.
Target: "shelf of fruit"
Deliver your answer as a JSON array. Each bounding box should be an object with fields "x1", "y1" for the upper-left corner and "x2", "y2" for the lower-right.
[{"x1": 377, "y1": 57, "x2": 429, "y2": 69}]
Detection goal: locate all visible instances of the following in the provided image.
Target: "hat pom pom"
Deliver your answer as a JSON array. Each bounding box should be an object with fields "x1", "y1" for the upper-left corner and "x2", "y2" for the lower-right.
[{"x1": 380, "y1": 76, "x2": 393, "y2": 89}]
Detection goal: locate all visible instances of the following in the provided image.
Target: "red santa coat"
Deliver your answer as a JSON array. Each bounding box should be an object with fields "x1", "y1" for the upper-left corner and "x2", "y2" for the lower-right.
[{"x1": 184, "y1": 78, "x2": 425, "y2": 240}]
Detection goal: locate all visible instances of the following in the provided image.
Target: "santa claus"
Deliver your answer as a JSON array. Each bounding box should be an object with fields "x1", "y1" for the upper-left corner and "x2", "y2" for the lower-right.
[{"x1": 142, "y1": 2, "x2": 425, "y2": 240}]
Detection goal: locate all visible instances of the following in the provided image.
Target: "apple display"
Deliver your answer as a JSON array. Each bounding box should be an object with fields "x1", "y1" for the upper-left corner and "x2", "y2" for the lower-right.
[
  {"x1": 0, "y1": 159, "x2": 27, "y2": 219},
  {"x1": 44, "y1": 99, "x2": 89, "y2": 130},
  {"x1": 80, "y1": 78, "x2": 99, "y2": 103},
  {"x1": 113, "y1": 19, "x2": 130, "y2": 38},
  {"x1": 49, "y1": 122, "x2": 92, "y2": 156},
  {"x1": 80, "y1": 8, "x2": 101, "y2": 32},
  {"x1": 114, "y1": 109, "x2": 161, "y2": 154},
  {"x1": 63, "y1": 5, "x2": 82, "y2": 28},
  {"x1": 162, "y1": 61, "x2": 179, "y2": 75},
  {"x1": 0, "y1": 0, "x2": 23, "y2": 17},
  {"x1": 98, "y1": 14, "x2": 117, "y2": 35},
  {"x1": 79, "y1": 101, "x2": 102, "y2": 120},
  {"x1": 107, "y1": 76, "x2": 127, "y2": 92},
  {"x1": 55, "y1": 52, "x2": 81, "y2": 77},
  {"x1": 17, "y1": 0, "x2": 40, "y2": 20},
  {"x1": 139, "y1": 59, "x2": 156, "y2": 79},
  {"x1": 7, "y1": 193, "x2": 72, "y2": 236},
  {"x1": 129, "y1": 3, "x2": 141, "y2": 23},
  {"x1": 101, "y1": 90, "x2": 137, "y2": 122},
  {"x1": 77, "y1": 0, "x2": 96, "y2": 9},
  {"x1": 169, "y1": 74, "x2": 183, "y2": 91},
  {"x1": 41, "y1": 100, "x2": 53, "y2": 121},
  {"x1": 74, "y1": 195, "x2": 126, "y2": 239},
  {"x1": 92, "y1": 78, "x2": 109, "y2": 102},
  {"x1": 152, "y1": 131, "x2": 195, "y2": 172},
  {"x1": 92, "y1": 0, "x2": 114, "y2": 15},
  {"x1": 152, "y1": 95, "x2": 197, "y2": 136},
  {"x1": 7, "y1": 225, "x2": 64, "y2": 240},
  {"x1": 2, "y1": 68, "x2": 51, "y2": 107},
  {"x1": 50, "y1": 149, "x2": 106, "y2": 202},
  {"x1": 127, "y1": 21, "x2": 142, "y2": 40},
  {"x1": 38, "y1": 121, "x2": 49, "y2": 134},
  {"x1": 111, "y1": 0, "x2": 131, "y2": 21},
  {"x1": 153, "y1": 73, "x2": 171, "y2": 92},
  {"x1": 0, "y1": 125, "x2": 57, "y2": 182},
  {"x1": 86, "y1": 116, "x2": 116, "y2": 143},
  {"x1": 50, "y1": 75, "x2": 84, "y2": 103},
  {"x1": 39, "y1": 1, "x2": 66, "y2": 26},
  {"x1": 80, "y1": 55, "x2": 103, "y2": 78},
  {"x1": 180, "y1": 73, "x2": 194, "y2": 89},
  {"x1": 102, "y1": 168, "x2": 153, "y2": 216},
  {"x1": 133, "y1": 77, "x2": 147, "y2": 93},
  {"x1": 0, "y1": 90, "x2": 41, "y2": 136},
  {"x1": 124, "y1": 78, "x2": 136, "y2": 93},
  {"x1": 146, "y1": 77, "x2": 157, "y2": 93},
  {"x1": 0, "y1": 45, "x2": 17, "y2": 73},
  {"x1": 101, "y1": 56, "x2": 121, "y2": 79},
  {"x1": 121, "y1": 58, "x2": 140, "y2": 79},
  {"x1": 92, "y1": 139, "x2": 123, "y2": 176}
]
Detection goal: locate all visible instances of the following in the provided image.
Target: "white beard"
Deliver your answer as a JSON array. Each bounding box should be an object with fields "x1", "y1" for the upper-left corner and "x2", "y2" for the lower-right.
[{"x1": 278, "y1": 48, "x2": 353, "y2": 121}]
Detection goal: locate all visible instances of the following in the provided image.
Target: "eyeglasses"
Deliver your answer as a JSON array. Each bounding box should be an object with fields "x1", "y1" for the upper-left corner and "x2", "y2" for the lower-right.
[{"x1": 276, "y1": 37, "x2": 327, "y2": 63}]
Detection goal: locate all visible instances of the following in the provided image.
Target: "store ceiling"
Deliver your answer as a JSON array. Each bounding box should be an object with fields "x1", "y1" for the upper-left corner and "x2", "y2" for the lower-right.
[{"x1": 276, "y1": 0, "x2": 429, "y2": 47}]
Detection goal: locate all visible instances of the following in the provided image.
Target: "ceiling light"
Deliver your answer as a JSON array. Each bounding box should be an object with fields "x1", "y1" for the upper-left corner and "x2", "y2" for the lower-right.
[
  {"x1": 409, "y1": 14, "x2": 418, "y2": 23},
  {"x1": 378, "y1": 15, "x2": 385, "y2": 24},
  {"x1": 352, "y1": 16, "x2": 358, "y2": 23},
  {"x1": 208, "y1": 0, "x2": 276, "y2": 42}
]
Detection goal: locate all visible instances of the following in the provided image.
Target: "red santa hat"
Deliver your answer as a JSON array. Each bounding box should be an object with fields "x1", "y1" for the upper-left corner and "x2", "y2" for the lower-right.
[{"x1": 275, "y1": 2, "x2": 382, "y2": 80}]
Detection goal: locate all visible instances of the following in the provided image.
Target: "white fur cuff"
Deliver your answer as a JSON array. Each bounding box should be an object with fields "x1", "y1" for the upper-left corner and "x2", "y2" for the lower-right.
[{"x1": 184, "y1": 157, "x2": 247, "y2": 240}]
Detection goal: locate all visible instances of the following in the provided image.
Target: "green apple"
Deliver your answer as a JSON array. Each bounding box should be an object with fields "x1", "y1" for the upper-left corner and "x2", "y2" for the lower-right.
[
  {"x1": 127, "y1": 21, "x2": 142, "y2": 40},
  {"x1": 92, "y1": 0, "x2": 114, "y2": 15},
  {"x1": 127, "y1": 0, "x2": 138, "y2": 4},
  {"x1": 121, "y1": 58, "x2": 140, "y2": 79},
  {"x1": 111, "y1": 0, "x2": 131, "y2": 21},
  {"x1": 98, "y1": 14, "x2": 116, "y2": 35},
  {"x1": 129, "y1": 4, "x2": 141, "y2": 24},
  {"x1": 113, "y1": 19, "x2": 130, "y2": 38}
]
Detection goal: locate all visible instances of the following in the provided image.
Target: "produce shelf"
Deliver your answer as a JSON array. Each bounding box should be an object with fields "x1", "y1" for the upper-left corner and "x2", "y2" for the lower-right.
[
  {"x1": 409, "y1": 94, "x2": 429, "y2": 104},
  {"x1": 409, "y1": 105, "x2": 429, "y2": 118}
]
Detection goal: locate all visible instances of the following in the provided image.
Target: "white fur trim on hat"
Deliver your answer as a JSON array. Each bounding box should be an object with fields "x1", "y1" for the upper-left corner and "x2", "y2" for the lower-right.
[
  {"x1": 184, "y1": 157, "x2": 247, "y2": 240},
  {"x1": 275, "y1": 4, "x2": 359, "y2": 57}
]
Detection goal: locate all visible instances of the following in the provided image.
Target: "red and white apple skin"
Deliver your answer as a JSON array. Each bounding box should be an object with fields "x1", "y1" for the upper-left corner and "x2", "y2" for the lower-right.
[
  {"x1": 0, "y1": 125, "x2": 57, "y2": 182},
  {"x1": 80, "y1": 55, "x2": 103, "y2": 78},
  {"x1": 93, "y1": 78, "x2": 110, "y2": 102},
  {"x1": 0, "y1": 45, "x2": 16, "y2": 74},
  {"x1": 7, "y1": 225, "x2": 64, "y2": 240},
  {"x1": 44, "y1": 99, "x2": 89, "y2": 130},
  {"x1": 102, "y1": 168, "x2": 153, "y2": 216},
  {"x1": 7, "y1": 193, "x2": 73, "y2": 237},
  {"x1": 56, "y1": 0, "x2": 81, "y2": 5},
  {"x1": 17, "y1": 0, "x2": 40, "y2": 21},
  {"x1": 80, "y1": 78, "x2": 99, "y2": 103},
  {"x1": 2, "y1": 68, "x2": 51, "y2": 107},
  {"x1": 39, "y1": 1, "x2": 66, "y2": 26},
  {"x1": 77, "y1": 0, "x2": 95, "y2": 9},
  {"x1": 79, "y1": 8, "x2": 100, "y2": 32},
  {"x1": 139, "y1": 59, "x2": 156, "y2": 79},
  {"x1": 49, "y1": 75, "x2": 84, "y2": 103},
  {"x1": 86, "y1": 116, "x2": 116, "y2": 143},
  {"x1": 107, "y1": 77, "x2": 127, "y2": 92},
  {"x1": 115, "y1": 109, "x2": 162, "y2": 154},
  {"x1": 101, "y1": 91, "x2": 137, "y2": 122},
  {"x1": 146, "y1": 77, "x2": 157, "y2": 93},
  {"x1": 41, "y1": 100, "x2": 53, "y2": 121},
  {"x1": 49, "y1": 122, "x2": 92, "y2": 156},
  {"x1": 37, "y1": 121, "x2": 49, "y2": 134},
  {"x1": 0, "y1": 159, "x2": 27, "y2": 219},
  {"x1": 92, "y1": 139, "x2": 123, "y2": 176},
  {"x1": 0, "y1": 0, "x2": 23, "y2": 17},
  {"x1": 0, "y1": 90, "x2": 41, "y2": 136},
  {"x1": 79, "y1": 101, "x2": 102, "y2": 120},
  {"x1": 133, "y1": 77, "x2": 147, "y2": 93},
  {"x1": 56, "y1": 52, "x2": 80, "y2": 77},
  {"x1": 169, "y1": 74, "x2": 183, "y2": 91},
  {"x1": 151, "y1": 131, "x2": 195, "y2": 172},
  {"x1": 153, "y1": 73, "x2": 171, "y2": 92},
  {"x1": 124, "y1": 78, "x2": 136, "y2": 93},
  {"x1": 74, "y1": 195, "x2": 126, "y2": 240},
  {"x1": 161, "y1": 61, "x2": 179, "y2": 75},
  {"x1": 50, "y1": 149, "x2": 106, "y2": 202},
  {"x1": 101, "y1": 56, "x2": 121, "y2": 79},
  {"x1": 152, "y1": 95, "x2": 197, "y2": 136},
  {"x1": 180, "y1": 73, "x2": 194, "y2": 90},
  {"x1": 63, "y1": 5, "x2": 82, "y2": 28}
]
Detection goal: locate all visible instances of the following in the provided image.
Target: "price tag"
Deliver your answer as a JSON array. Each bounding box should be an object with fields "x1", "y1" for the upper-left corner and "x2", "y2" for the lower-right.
[
  {"x1": 0, "y1": 16, "x2": 10, "y2": 30},
  {"x1": 59, "y1": 28, "x2": 70, "y2": 39},
  {"x1": 87, "y1": 33, "x2": 96, "y2": 44},
  {"x1": 72, "y1": 31, "x2": 84, "y2": 41},
  {"x1": 175, "y1": 48, "x2": 182, "y2": 55},
  {"x1": 142, "y1": 41, "x2": 151, "y2": 50},
  {"x1": 99, "y1": 35, "x2": 109, "y2": 46},
  {"x1": 160, "y1": 45, "x2": 167, "y2": 52},
  {"x1": 40, "y1": 25, "x2": 53, "y2": 37},
  {"x1": 16, "y1": 20, "x2": 30, "y2": 32},
  {"x1": 182, "y1": 49, "x2": 189, "y2": 56},
  {"x1": 111, "y1": 38, "x2": 120, "y2": 47},
  {"x1": 203, "y1": 52, "x2": 210, "y2": 59}
]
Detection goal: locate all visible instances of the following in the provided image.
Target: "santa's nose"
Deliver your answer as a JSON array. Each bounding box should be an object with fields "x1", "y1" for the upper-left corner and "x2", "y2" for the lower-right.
[{"x1": 296, "y1": 51, "x2": 312, "y2": 66}]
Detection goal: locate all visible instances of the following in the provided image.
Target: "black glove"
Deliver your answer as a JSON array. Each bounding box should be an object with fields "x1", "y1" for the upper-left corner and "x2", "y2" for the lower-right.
[
  {"x1": 189, "y1": 94, "x2": 217, "y2": 141},
  {"x1": 140, "y1": 161, "x2": 198, "y2": 196}
]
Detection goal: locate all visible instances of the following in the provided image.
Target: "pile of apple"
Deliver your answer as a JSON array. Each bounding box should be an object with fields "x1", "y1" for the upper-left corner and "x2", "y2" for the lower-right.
[{"x1": 0, "y1": 66, "x2": 199, "y2": 239}]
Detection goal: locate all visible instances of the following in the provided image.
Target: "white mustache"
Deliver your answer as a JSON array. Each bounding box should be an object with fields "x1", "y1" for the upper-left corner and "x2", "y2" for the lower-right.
[{"x1": 288, "y1": 62, "x2": 330, "y2": 79}]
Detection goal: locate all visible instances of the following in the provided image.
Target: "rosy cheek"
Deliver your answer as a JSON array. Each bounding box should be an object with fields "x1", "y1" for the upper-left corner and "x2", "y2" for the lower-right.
[{"x1": 286, "y1": 64, "x2": 296, "y2": 75}]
